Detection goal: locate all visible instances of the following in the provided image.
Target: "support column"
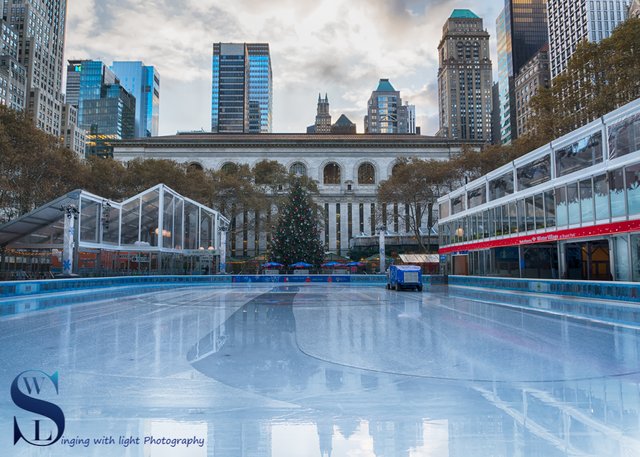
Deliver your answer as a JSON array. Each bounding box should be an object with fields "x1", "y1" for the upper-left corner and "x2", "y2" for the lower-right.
[
  {"x1": 62, "y1": 205, "x2": 78, "y2": 276},
  {"x1": 219, "y1": 229, "x2": 227, "y2": 274},
  {"x1": 378, "y1": 226, "x2": 386, "y2": 274}
]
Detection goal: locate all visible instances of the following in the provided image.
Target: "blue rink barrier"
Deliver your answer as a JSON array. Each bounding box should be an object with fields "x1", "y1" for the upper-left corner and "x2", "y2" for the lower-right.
[
  {"x1": 448, "y1": 275, "x2": 640, "y2": 303},
  {"x1": 0, "y1": 274, "x2": 446, "y2": 299}
]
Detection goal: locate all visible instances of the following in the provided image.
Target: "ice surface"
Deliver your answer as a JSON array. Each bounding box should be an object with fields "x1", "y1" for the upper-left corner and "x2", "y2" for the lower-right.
[{"x1": 1, "y1": 284, "x2": 640, "y2": 456}]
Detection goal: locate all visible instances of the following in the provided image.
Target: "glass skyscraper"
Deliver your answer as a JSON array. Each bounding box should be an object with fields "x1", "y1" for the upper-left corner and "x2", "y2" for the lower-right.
[
  {"x1": 66, "y1": 60, "x2": 135, "y2": 158},
  {"x1": 364, "y1": 79, "x2": 400, "y2": 134},
  {"x1": 111, "y1": 61, "x2": 160, "y2": 137},
  {"x1": 496, "y1": 0, "x2": 548, "y2": 144},
  {"x1": 211, "y1": 43, "x2": 272, "y2": 133}
]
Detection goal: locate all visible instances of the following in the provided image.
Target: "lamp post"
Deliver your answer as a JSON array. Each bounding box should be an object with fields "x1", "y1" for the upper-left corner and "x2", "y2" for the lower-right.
[{"x1": 378, "y1": 225, "x2": 386, "y2": 274}]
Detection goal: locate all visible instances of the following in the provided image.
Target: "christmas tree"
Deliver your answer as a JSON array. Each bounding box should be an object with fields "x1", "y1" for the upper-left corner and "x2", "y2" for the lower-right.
[{"x1": 269, "y1": 179, "x2": 325, "y2": 266}]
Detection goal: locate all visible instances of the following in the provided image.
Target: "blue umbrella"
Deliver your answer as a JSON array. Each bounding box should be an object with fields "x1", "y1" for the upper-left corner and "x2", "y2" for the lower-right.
[
  {"x1": 321, "y1": 261, "x2": 346, "y2": 268},
  {"x1": 262, "y1": 261, "x2": 284, "y2": 268},
  {"x1": 290, "y1": 262, "x2": 313, "y2": 268},
  {"x1": 346, "y1": 261, "x2": 365, "y2": 267}
]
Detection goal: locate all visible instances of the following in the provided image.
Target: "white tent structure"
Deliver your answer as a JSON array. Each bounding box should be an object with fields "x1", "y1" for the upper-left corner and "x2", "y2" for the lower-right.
[{"x1": 0, "y1": 184, "x2": 229, "y2": 278}]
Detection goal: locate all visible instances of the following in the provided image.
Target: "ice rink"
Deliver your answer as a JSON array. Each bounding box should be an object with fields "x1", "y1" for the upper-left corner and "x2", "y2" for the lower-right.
[{"x1": 1, "y1": 283, "x2": 640, "y2": 456}]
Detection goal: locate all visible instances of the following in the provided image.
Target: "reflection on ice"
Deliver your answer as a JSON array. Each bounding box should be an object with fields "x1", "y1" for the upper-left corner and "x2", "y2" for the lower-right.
[{"x1": 1, "y1": 284, "x2": 640, "y2": 456}]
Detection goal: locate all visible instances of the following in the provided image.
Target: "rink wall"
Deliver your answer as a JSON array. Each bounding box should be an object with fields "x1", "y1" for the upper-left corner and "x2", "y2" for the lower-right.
[
  {"x1": 448, "y1": 275, "x2": 640, "y2": 303},
  {"x1": 0, "y1": 275, "x2": 445, "y2": 299}
]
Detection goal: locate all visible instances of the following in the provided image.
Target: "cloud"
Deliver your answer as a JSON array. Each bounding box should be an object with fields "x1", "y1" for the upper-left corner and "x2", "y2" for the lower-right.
[{"x1": 65, "y1": 0, "x2": 502, "y2": 135}]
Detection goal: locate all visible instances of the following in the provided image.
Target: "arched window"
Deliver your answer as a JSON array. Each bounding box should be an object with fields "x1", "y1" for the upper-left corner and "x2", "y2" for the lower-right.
[
  {"x1": 392, "y1": 163, "x2": 403, "y2": 176},
  {"x1": 358, "y1": 163, "x2": 376, "y2": 185},
  {"x1": 290, "y1": 162, "x2": 307, "y2": 177},
  {"x1": 220, "y1": 162, "x2": 238, "y2": 175},
  {"x1": 323, "y1": 162, "x2": 341, "y2": 184},
  {"x1": 187, "y1": 162, "x2": 203, "y2": 172}
]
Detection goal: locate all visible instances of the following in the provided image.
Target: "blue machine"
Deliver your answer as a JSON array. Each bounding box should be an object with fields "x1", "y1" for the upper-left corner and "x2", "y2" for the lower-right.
[{"x1": 387, "y1": 265, "x2": 423, "y2": 291}]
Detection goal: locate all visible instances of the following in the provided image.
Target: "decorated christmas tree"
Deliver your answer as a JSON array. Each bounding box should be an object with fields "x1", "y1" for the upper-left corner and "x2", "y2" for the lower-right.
[{"x1": 269, "y1": 179, "x2": 325, "y2": 266}]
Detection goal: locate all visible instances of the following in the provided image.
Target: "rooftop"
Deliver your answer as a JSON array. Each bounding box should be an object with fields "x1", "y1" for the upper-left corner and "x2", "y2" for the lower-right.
[
  {"x1": 375, "y1": 78, "x2": 396, "y2": 92},
  {"x1": 450, "y1": 9, "x2": 479, "y2": 19}
]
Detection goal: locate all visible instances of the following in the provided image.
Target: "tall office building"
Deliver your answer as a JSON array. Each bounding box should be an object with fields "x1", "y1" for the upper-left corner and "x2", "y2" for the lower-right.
[
  {"x1": 496, "y1": 0, "x2": 548, "y2": 144},
  {"x1": 514, "y1": 45, "x2": 550, "y2": 138},
  {"x1": 2, "y1": 0, "x2": 67, "y2": 136},
  {"x1": 211, "y1": 42, "x2": 272, "y2": 133},
  {"x1": 437, "y1": 10, "x2": 493, "y2": 141},
  {"x1": 398, "y1": 103, "x2": 416, "y2": 134},
  {"x1": 364, "y1": 79, "x2": 401, "y2": 134},
  {"x1": 111, "y1": 61, "x2": 160, "y2": 137},
  {"x1": 307, "y1": 93, "x2": 331, "y2": 133},
  {"x1": 0, "y1": 13, "x2": 26, "y2": 111},
  {"x1": 60, "y1": 103, "x2": 85, "y2": 157},
  {"x1": 548, "y1": 0, "x2": 629, "y2": 79},
  {"x1": 66, "y1": 60, "x2": 136, "y2": 158}
]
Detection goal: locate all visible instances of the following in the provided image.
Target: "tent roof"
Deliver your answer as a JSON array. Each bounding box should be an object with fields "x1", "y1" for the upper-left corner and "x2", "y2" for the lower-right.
[{"x1": 0, "y1": 190, "x2": 82, "y2": 247}]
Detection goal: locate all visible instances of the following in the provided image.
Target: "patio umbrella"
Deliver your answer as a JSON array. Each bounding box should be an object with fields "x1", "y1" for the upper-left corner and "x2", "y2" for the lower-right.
[
  {"x1": 261, "y1": 261, "x2": 284, "y2": 268},
  {"x1": 290, "y1": 261, "x2": 313, "y2": 268},
  {"x1": 346, "y1": 261, "x2": 365, "y2": 267},
  {"x1": 321, "y1": 261, "x2": 346, "y2": 268}
]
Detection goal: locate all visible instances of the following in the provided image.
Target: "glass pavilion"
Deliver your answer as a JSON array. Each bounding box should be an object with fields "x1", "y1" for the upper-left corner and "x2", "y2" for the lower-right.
[{"x1": 0, "y1": 184, "x2": 229, "y2": 279}]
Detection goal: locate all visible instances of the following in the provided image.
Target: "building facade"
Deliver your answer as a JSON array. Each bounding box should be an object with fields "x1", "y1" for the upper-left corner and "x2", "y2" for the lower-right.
[
  {"x1": 438, "y1": 97, "x2": 640, "y2": 282},
  {"x1": 66, "y1": 60, "x2": 136, "y2": 157},
  {"x1": 398, "y1": 103, "x2": 416, "y2": 134},
  {"x1": 113, "y1": 134, "x2": 478, "y2": 257},
  {"x1": 364, "y1": 79, "x2": 401, "y2": 134},
  {"x1": 211, "y1": 42, "x2": 272, "y2": 133},
  {"x1": 631, "y1": 0, "x2": 640, "y2": 18},
  {"x1": 2, "y1": 0, "x2": 67, "y2": 136},
  {"x1": 496, "y1": 0, "x2": 548, "y2": 144},
  {"x1": 548, "y1": 0, "x2": 629, "y2": 79},
  {"x1": 307, "y1": 93, "x2": 331, "y2": 133},
  {"x1": 0, "y1": 54, "x2": 25, "y2": 111},
  {"x1": 437, "y1": 9, "x2": 493, "y2": 142},
  {"x1": 111, "y1": 61, "x2": 160, "y2": 138},
  {"x1": 60, "y1": 103, "x2": 86, "y2": 157},
  {"x1": 514, "y1": 44, "x2": 550, "y2": 138}
]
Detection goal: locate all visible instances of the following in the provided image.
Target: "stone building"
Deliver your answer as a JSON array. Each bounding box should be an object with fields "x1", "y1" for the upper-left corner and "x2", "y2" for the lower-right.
[{"x1": 113, "y1": 134, "x2": 478, "y2": 257}]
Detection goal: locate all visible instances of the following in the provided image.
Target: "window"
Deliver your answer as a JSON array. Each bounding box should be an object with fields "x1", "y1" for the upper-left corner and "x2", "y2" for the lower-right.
[
  {"x1": 323, "y1": 162, "x2": 341, "y2": 184},
  {"x1": 626, "y1": 163, "x2": 640, "y2": 215},
  {"x1": 451, "y1": 195, "x2": 465, "y2": 214},
  {"x1": 517, "y1": 155, "x2": 551, "y2": 190},
  {"x1": 467, "y1": 186, "x2": 486, "y2": 208},
  {"x1": 609, "y1": 168, "x2": 625, "y2": 217},
  {"x1": 609, "y1": 112, "x2": 640, "y2": 159},
  {"x1": 555, "y1": 132, "x2": 603, "y2": 177},
  {"x1": 358, "y1": 162, "x2": 376, "y2": 185},
  {"x1": 489, "y1": 171, "x2": 514, "y2": 200},
  {"x1": 289, "y1": 162, "x2": 307, "y2": 177}
]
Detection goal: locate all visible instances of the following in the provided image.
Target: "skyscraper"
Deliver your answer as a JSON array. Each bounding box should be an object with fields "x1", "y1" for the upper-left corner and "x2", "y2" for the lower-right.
[
  {"x1": 2, "y1": 0, "x2": 67, "y2": 136},
  {"x1": 66, "y1": 60, "x2": 135, "y2": 158},
  {"x1": 398, "y1": 103, "x2": 416, "y2": 134},
  {"x1": 496, "y1": 0, "x2": 548, "y2": 144},
  {"x1": 0, "y1": 15, "x2": 25, "y2": 111},
  {"x1": 111, "y1": 61, "x2": 160, "y2": 137},
  {"x1": 514, "y1": 44, "x2": 550, "y2": 138},
  {"x1": 211, "y1": 42, "x2": 272, "y2": 133},
  {"x1": 548, "y1": 0, "x2": 629, "y2": 79},
  {"x1": 309, "y1": 93, "x2": 331, "y2": 133},
  {"x1": 437, "y1": 10, "x2": 493, "y2": 141},
  {"x1": 365, "y1": 79, "x2": 401, "y2": 134}
]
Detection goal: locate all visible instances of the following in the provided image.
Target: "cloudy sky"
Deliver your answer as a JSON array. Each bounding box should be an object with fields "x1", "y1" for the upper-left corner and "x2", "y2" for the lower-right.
[{"x1": 65, "y1": 0, "x2": 502, "y2": 136}]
